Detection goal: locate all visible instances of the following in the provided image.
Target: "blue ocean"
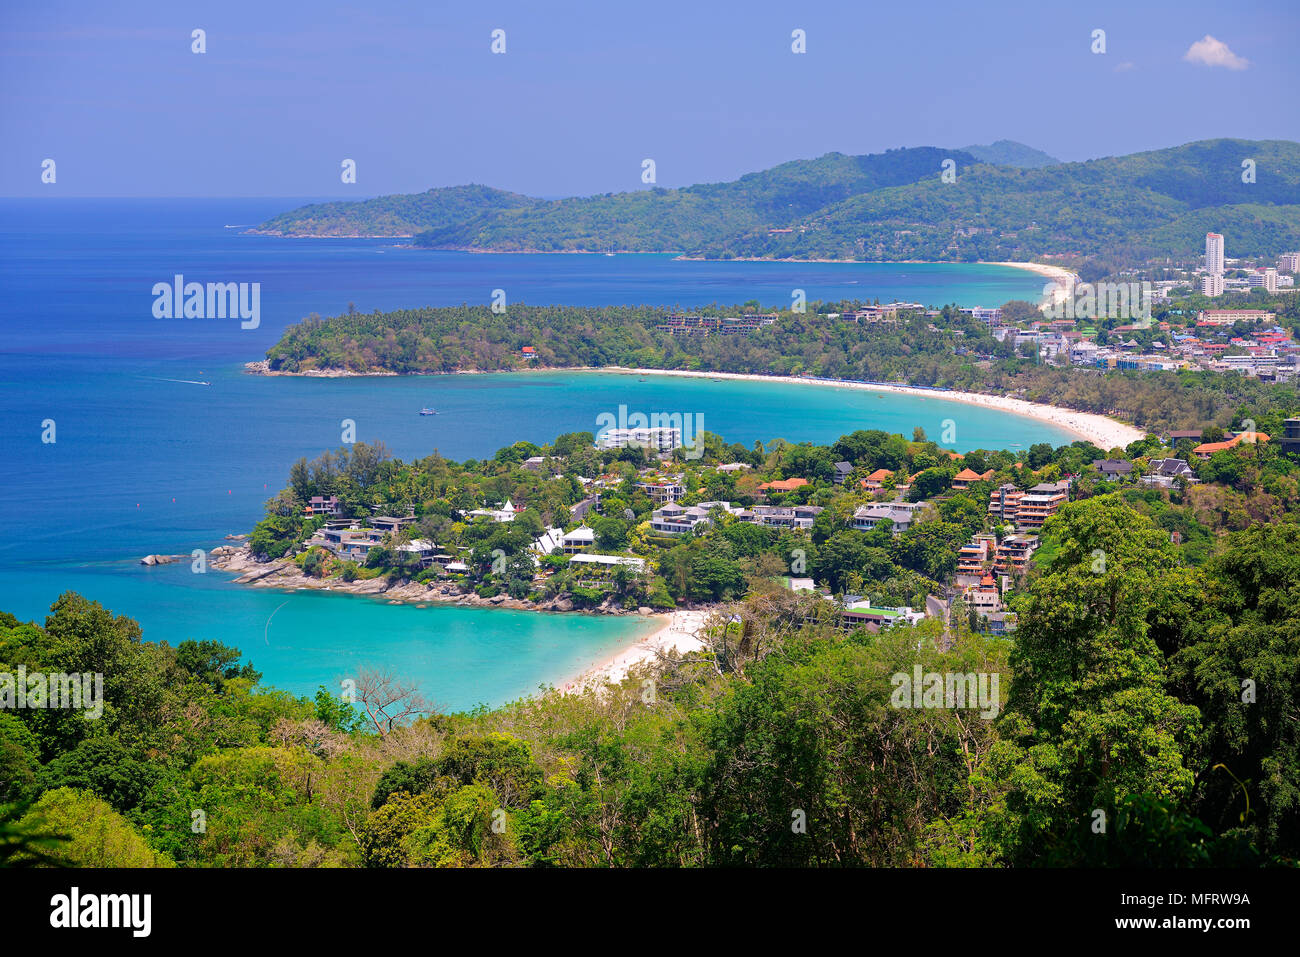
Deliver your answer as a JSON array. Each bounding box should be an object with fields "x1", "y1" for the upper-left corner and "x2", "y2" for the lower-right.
[{"x1": 0, "y1": 198, "x2": 1065, "y2": 709}]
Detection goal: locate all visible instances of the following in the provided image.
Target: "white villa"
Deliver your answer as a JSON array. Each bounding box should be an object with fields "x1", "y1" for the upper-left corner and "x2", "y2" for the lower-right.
[{"x1": 467, "y1": 499, "x2": 517, "y2": 523}]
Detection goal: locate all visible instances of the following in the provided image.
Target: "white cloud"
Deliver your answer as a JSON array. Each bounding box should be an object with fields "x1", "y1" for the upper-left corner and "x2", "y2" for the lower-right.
[
  {"x1": 1183, "y1": 35, "x2": 1249, "y2": 70},
  {"x1": 1114, "y1": 61, "x2": 1135, "y2": 73}
]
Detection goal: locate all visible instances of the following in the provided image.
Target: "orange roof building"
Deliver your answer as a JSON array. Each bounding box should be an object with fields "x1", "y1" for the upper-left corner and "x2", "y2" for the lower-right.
[
  {"x1": 859, "y1": 468, "x2": 894, "y2": 491},
  {"x1": 1192, "y1": 432, "x2": 1270, "y2": 459},
  {"x1": 952, "y1": 467, "x2": 995, "y2": 489},
  {"x1": 757, "y1": 477, "x2": 810, "y2": 493}
]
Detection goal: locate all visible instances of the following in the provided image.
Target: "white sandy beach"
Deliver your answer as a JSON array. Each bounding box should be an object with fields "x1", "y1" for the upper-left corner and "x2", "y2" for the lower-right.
[
  {"x1": 609, "y1": 366, "x2": 1145, "y2": 450},
  {"x1": 561, "y1": 610, "x2": 708, "y2": 695},
  {"x1": 990, "y1": 260, "x2": 1079, "y2": 306}
]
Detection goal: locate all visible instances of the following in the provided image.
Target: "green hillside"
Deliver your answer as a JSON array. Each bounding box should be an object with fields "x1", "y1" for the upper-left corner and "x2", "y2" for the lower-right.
[
  {"x1": 257, "y1": 139, "x2": 1300, "y2": 262},
  {"x1": 255, "y1": 184, "x2": 541, "y2": 236},
  {"x1": 960, "y1": 140, "x2": 1061, "y2": 168}
]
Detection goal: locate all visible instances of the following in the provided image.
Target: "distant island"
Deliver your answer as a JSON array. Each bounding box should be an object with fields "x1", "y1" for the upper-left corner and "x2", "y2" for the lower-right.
[{"x1": 254, "y1": 138, "x2": 1300, "y2": 264}]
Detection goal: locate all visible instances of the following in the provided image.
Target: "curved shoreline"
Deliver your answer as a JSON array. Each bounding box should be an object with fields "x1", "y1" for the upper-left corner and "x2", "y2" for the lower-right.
[
  {"x1": 243, "y1": 360, "x2": 1144, "y2": 448},
  {"x1": 210, "y1": 545, "x2": 688, "y2": 694},
  {"x1": 602, "y1": 366, "x2": 1144, "y2": 449},
  {"x1": 560, "y1": 610, "x2": 707, "y2": 695}
]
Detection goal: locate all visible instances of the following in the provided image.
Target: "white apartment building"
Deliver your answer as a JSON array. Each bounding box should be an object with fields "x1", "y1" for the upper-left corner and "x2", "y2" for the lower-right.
[
  {"x1": 596, "y1": 427, "x2": 681, "y2": 453},
  {"x1": 1201, "y1": 273, "x2": 1224, "y2": 297},
  {"x1": 1205, "y1": 232, "x2": 1225, "y2": 275},
  {"x1": 1247, "y1": 268, "x2": 1279, "y2": 293},
  {"x1": 1279, "y1": 252, "x2": 1300, "y2": 274}
]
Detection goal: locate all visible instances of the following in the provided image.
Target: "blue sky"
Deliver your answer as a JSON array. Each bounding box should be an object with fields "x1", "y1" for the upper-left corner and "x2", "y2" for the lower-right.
[{"x1": 2, "y1": 0, "x2": 1297, "y2": 197}]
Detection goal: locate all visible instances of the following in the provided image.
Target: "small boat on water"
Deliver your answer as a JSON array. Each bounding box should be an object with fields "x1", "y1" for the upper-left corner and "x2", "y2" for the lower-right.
[{"x1": 419, "y1": 408, "x2": 438, "y2": 416}]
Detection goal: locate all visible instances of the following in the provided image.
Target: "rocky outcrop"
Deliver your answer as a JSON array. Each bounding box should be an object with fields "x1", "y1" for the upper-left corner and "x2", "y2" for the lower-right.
[
  {"x1": 208, "y1": 543, "x2": 672, "y2": 618},
  {"x1": 139, "y1": 554, "x2": 185, "y2": 565}
]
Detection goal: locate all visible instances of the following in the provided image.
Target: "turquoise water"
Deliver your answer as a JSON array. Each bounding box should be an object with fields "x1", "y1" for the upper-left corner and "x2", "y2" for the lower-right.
[
  {"x1": 0, "y1": 198, "x2": 1063, "y2": 709},
  {"x1": 8, "y1": 561, "x2": 660, "y2": 711}
]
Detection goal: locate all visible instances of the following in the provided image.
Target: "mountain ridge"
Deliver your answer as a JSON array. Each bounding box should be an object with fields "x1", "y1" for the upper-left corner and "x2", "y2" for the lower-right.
[{"x1": 257, "y1": 139, "x2": 1300, "y2": 263}]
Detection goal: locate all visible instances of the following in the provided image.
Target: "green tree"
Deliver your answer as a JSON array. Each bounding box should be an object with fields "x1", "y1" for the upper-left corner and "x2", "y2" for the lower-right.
[{"x1": 14, "y1": 788, "x2": 173, "y2": 867}]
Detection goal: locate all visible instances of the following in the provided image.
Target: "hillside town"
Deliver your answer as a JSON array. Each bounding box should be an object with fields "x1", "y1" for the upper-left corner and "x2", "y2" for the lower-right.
[{"x1": 229, "y1": 408, "x2": 1300, "y2": 647}]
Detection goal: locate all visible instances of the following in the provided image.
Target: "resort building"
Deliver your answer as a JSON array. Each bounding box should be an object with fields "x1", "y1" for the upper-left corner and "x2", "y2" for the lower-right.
[
  {"x1": 1198, "y1": 310, "x2": 1276, "y2": 324},
  {"x1": 964, "y1": 573, "x2": 1003, "y2": 617},
  {"x1": 467, "y1": 500, "x2": 517, "y2": 523},
  {"x1": 987, "y1": 483, "x2": 1025, "y2": 524},
  {"x1": 1016, "y1": 481, "x2": 1070, "y2": 530},
  {"x1": 1247, "y1": 268, "x2": 1279, "y2": 293},
  {"x1": 780, "y1": 577, "x2": 816, "y2": 592},
  {"x1": 1277, "y1": 417, "x2": 1300, "y2": 456},
  {"x1": 635, "y1": 477, "x2": 685, "y2": 504},
  {"x1": 371, "y1": 514, "x2": 417, "y2": 535},
  {"x1": 1142, "y1": 458, "x2": 1198, "y2": 488},
  {"x1": 839, "y1": 597, "x2": 925, "y2": 630},
  {"x1": 993, "y1": 535, "x2": 1039, "y2": 576},
  {"x1": 851, "y1": 501, "x2": 925, "y2": 534},
  {"x1": 306, "y1": 495, "x2": 343, "y2": 517},
  {"x1": 757, "y1": 477, "x2": 810, "y2": 495},
  {"x1": 719, "y1": 314, "x2": 779, "y2": 334},
  {"x1": 560, "y1": 525, "x2": 596, "y2": 554},
  {"x1": 735, "y1": 504, "x2": 824, "y2": 530},
  {"x1": 951, "y1": 467, "x2": 994, "y2": 490},
  {"x1": 654, "y1": 314, "x2": 777, "y2": 336},
  {"x1": 532, "y1": 527, "x2": 564, "y2": 559},
  {"x1": 860, "y1": 468, "x2": 895, "y2": 492},
  {"x1": 568, "y1": 553, "x2": 646, "y2": 574},
  {"x1": 650, "y1": 501, "x2": 737, "y2": 535},
  {"x1": 956, "y1": 534, "x2": 997, "y2": 580},
  {"x1": 396, "y1": 539, "x2": 437, "y2": 567},
  {"x1": 1192, "y1": 431, "x2": 1270, "y2": 460},
  {"x1": 596, "y1": 427, "x2": 682, "y2": 453},
  {"x1": 336, "y1": 537, "x2": 381, "y2": 562},
  {"x1": 833, "y1": 461, "x2": 854, "y2": 485},
  {"x1": 320, "y1": 526, "x2": 385, "y2": 553},
  {"x1": 1091, "y1": 459, "x2": 1134, "y2": 482}
]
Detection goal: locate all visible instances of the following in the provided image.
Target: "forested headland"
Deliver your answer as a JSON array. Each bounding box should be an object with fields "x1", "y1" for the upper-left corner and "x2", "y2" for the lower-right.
[{"x1": 260, "y1": 296, "x2": 1300, "y2": 435}]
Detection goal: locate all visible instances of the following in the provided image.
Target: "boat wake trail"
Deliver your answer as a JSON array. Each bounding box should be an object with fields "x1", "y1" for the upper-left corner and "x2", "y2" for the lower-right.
[{"x1": 142, "y1": 376, "x2": 211, "y2": 386}]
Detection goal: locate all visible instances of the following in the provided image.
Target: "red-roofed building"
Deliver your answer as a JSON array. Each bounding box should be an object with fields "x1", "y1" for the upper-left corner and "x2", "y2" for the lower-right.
[
  {"x1": 860, "y1": 468, "x2": 894, "y2": 491},
  {"x1": 757, "y1": 477, "x2": 809, "y2": 494},
  {"x1": 1192, "y1": 432, "x2": 1270, "y2": 459},
  {"x1": 952, "y1": 468, "x2": 994, "y2": 490}
]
